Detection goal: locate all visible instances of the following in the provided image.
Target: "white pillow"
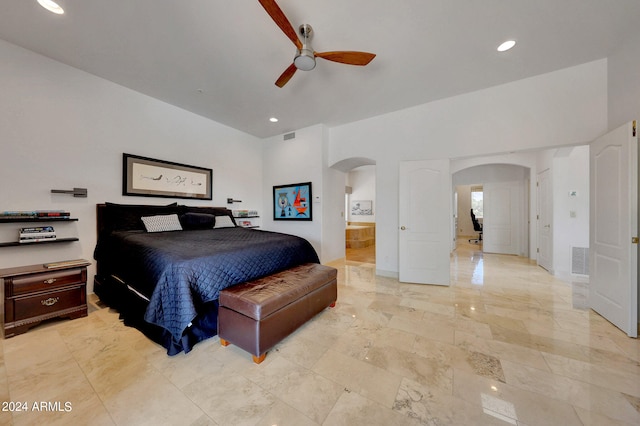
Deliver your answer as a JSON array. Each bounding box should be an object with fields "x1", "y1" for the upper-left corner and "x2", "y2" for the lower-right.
[
  {"x1": 141, "y1": 214, "x2": 183, "y2": 232},
  {"x1": 213, "y1": 215, "x2": 235, "y2": 228}
]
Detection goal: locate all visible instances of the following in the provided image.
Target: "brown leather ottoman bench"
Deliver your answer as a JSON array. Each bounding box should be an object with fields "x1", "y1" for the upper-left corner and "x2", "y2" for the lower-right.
[{"x1": 218, "y1": 263, "x2": 337, "y2": 364}]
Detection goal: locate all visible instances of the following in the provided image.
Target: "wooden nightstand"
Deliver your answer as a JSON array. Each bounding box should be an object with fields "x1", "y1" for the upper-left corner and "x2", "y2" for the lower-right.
[{"x1": 0, "y1": 260, "x2": 90, "y2": 338}]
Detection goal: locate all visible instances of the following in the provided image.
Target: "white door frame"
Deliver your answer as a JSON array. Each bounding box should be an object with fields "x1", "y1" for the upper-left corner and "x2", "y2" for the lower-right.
[{"x1": 537, "y1": 168, "x2": 553, "y2": 272}]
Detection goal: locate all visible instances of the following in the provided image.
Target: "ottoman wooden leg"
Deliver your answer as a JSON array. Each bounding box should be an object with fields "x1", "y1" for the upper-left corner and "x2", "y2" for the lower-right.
[
  {"x1": 252, "y1": 353, "x2": 266, "y2": 364},
  {"x1": 329, "y1": 301, "x2": 336, "y2": 308}
]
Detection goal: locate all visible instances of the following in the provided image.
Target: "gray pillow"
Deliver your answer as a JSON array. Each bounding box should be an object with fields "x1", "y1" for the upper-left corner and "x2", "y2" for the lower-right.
[
  {"x1": 213, "y1": 215, "x2": 236, "y2": 228},
  {"x1": 141, "y1": 214, "x2": 183, "y2": 232}
]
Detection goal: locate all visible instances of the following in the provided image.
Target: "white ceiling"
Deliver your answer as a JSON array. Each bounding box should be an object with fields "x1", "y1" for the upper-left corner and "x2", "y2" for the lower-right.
[{"x1": 1, "y1": 0, "x2": 639, "y2": 138}]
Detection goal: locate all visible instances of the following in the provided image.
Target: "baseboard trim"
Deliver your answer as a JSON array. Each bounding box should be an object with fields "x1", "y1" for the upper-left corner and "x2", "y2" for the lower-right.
[{"x1": 376, "y1": 269, "x2": 398, "y2": 279}]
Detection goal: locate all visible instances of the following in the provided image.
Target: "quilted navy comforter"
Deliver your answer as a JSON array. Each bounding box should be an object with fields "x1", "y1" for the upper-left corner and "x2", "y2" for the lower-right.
[{"x1": 94, "y1": 227, "x2": 319, "y2": 346}]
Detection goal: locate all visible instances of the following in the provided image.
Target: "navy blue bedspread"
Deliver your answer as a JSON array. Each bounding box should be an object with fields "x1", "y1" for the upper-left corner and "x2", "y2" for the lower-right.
[{"x1": 94, "y1": 227, "x2": 319, "y2": 346}]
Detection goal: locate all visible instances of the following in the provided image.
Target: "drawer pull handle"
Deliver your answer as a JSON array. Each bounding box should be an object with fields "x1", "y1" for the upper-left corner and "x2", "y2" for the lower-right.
[
  {"x1": 44, "y1": 278, "x2": 57, "y2": 285},
  {"x1": 41, "y1": 297, "x2": 59, "y2": 307}
]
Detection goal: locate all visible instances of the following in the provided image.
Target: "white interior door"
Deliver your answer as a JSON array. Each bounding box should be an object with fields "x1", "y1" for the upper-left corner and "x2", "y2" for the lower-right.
[
  {"x1": 399, "y1": 159, "x2": 451, "y2": 285},
  {"x1": 483, "y1": 181, "x2": 522, "y2": 255},
  {"x1": 589, "y1": 121, "x2": 638, "y2": 337},
  {"x1": 537, "y1": 169, "x2": 553, "y2": 271}
]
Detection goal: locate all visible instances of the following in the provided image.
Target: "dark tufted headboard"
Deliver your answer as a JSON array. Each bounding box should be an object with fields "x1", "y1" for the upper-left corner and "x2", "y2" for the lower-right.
[{"x1": 96, "y1": 203, "x2": 235, "y2": 237}]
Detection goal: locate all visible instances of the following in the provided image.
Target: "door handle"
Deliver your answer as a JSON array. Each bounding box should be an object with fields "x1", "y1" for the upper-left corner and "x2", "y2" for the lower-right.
[{"x1": 400, "y1": 226, "x2": 406, "y2": 230}]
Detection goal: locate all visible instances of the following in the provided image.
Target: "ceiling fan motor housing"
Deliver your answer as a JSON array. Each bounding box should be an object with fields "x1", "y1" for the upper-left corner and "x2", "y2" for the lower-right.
[{"x1": 294, "y1": 24, "x2": 316, "y2": 71}]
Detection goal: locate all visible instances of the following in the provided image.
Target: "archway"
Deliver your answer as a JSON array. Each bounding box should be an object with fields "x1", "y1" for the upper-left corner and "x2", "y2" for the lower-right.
[
  {"x1": 330, "y1": 157, "x2": 377, "y2": 264},
  {"x1": 452, "y1": 163, "x2": 531, "y2": 257}
]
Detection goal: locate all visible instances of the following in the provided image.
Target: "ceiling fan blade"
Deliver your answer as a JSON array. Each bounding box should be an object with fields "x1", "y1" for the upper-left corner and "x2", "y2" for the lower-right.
[
  {"x1": 275, "y1": 63, "x2": 298, "y2": 88},
  {"x1": 258, "y1": 0, "x2": 302, "y2": 50},
  {"x1": 315, "y1": 51, "x2": 376, "y2": 66}
]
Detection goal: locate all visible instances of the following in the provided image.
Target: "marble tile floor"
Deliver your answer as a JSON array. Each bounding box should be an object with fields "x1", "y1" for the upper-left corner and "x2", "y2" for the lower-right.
[{"x1": 1, "y1": 241, "x2": 638, "y2": 425}]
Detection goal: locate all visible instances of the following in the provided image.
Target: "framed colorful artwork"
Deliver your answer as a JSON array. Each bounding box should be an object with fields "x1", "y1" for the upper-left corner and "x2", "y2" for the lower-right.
[{"x1": 273, "y1": 182, "x2": 312, "y2": 221}]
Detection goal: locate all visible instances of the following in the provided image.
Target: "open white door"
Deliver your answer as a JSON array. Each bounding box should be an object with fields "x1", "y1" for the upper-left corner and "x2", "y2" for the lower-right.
[
  {"x1": 483, "y1": 181, "x2": 522, "y2": 255},
  {"x1": 399, "y1": 160, "x2": 451, "y2": 285},
  {"x1": 589, "y1": 121, "x2": 638, "y2": 337}
]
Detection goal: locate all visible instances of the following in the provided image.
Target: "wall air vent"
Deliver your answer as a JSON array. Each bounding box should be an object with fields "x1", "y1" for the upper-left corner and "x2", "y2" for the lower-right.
[
  {"x1": 571, "y1": 246, "x2": 589, "y2": 276},
  {"x1": 283, "y1": 132, "x2": 296, "y2": 140}
]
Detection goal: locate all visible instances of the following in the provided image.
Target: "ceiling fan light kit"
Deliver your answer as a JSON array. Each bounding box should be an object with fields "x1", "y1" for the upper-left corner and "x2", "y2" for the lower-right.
[
  {"x1": 294, "y1": 49, "x2": 316, "y2": 71},
  {"x1": 259, "y1": 0, "x2": 375, "y2": 87}
]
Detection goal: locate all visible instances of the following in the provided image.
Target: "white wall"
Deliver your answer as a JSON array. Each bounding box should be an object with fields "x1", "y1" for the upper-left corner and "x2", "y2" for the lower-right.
[
  {"x1": 533, "y1": 146, "x2": 591, "y2": 280},
  {"x1": 347, "y1": 165, "x2": 376, "y2": 223},
  {"x1": 261, "y1": 125, "x2": 325, "y2": 260},
  {"x1": 453, "y1": 163, "x2": 529, "y2": 185},
  {"x1": 322, "y1": 125, "x2": 347, "y2": 263},
  {"x1": 330, "y1": 57, "x2": 609, "y2": 277},
  {"x1": 0, "y1": 40, "x2": 263, "y2": 292},
  {"x1": 608, "y1": 31, "x2": 640, "y2": 130},
  {"x1": 552, "y1": 146, "x2": 590, "y2": 281}
]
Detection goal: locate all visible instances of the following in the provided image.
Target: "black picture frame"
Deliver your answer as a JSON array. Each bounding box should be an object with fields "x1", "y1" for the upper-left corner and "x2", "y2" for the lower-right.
[
  {"x1": 273, "y1": 182, "x2": 312, "y2": 221},
  {"x1": 123, "y1": 153, "x2": 212, "y2": 200}
]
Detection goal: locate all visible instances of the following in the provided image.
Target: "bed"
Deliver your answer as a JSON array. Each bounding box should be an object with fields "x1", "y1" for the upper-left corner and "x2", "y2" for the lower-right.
[{"x1": 93, "y1": 202, "x2": 319, "y2": 355}]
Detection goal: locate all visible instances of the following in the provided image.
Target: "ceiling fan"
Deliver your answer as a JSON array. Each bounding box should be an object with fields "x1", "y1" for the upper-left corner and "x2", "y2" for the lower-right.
[{"x1": 258, "y1": 0, "x2": 376, "y2": 87}]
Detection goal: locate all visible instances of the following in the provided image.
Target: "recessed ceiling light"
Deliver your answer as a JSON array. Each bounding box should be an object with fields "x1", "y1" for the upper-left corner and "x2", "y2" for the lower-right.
[
  {"x1": 497, "y1": 40, "x2": 516, "y2": 52},
  {"x1": 37, "y1": 0, "x2": 64, "y2": 15},
  {"x1": 269, "y1": 117, "x2": 278, "y2": 123}
]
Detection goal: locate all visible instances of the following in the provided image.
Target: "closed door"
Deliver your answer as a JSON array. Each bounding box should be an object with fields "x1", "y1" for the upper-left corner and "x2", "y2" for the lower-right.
[{"x1": 483, "y1": 181, "x2": 522, "y2": 255}]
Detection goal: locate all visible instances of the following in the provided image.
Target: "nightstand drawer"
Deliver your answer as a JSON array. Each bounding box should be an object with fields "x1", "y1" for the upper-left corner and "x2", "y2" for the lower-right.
[
  {"x1": 13, "y1": 286, "x2": 84, "y2": 321},
  {"x1": 11, "y1": 268, "x2": 85, "y2": 295}
]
